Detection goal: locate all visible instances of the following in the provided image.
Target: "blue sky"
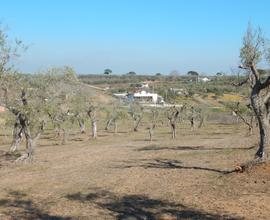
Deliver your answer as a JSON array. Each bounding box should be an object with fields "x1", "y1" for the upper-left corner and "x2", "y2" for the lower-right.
[{"x1": 1, "y1": 0, "x2": 270, "y2": 75}]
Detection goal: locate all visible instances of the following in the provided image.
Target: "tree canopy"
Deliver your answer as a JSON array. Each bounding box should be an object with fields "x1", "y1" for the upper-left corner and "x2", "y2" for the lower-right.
[{"x1": 104, "y1": 69, "x2": 112, "y2": 75}]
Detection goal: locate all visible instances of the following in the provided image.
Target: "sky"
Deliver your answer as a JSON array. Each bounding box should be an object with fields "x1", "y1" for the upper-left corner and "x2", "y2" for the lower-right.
[{"x1": 1, "y1": 0, "x2": 270, "y2": 75}]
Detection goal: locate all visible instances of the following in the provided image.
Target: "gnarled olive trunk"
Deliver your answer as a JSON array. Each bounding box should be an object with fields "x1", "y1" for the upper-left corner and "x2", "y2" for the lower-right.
[
  {"x1": 114, "y1": 121, "x2": 118, "y2": 134},
  {"x1": 18, "y1": 125, "x2": 34, "y2": 162},
  {"x1": 10, "y1": 118, "x2": 23, "y2": 152},
  {"x1": 254, "y1": 115, "x2": 270, "y2": 158},
  {"x1": 12, "y1": 115, "x2": 44, "y2": 162},
  {"x1": 251, "y1": 93, "x2": 270, "y2": 159},
  {"x1": 149, "y1": 124, "x2": 155, "y2": 142},
  {"x1": 91, "y1": 120, "x2": 97, "y2": 139},
  {"x1": 167, "y1": 107, "x2": 179, "y2": 139},
  {"x1": 87, "y1": 105, "x2": 98, "y2": 139},
  {"x1": 170, "y1": 122, "x2": 176, "y2": 139}
]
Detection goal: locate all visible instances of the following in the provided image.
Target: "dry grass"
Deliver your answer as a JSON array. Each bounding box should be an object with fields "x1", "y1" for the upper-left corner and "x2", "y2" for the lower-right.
[
  {"x1": 0, "y1": 123, "x2": 269, "y2": 219},
  {"x1": 221, "y1": 94, "x2": 244, "y2": 102}
]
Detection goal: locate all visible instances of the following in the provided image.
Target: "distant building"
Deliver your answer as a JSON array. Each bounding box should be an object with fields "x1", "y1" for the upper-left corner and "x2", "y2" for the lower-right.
[
  {"x1": 199, "y1": 77, "x2": 211, "y2": 83},
  {"x1": 113, "y1": 90, "x2": 164, "y2": 104},
  {"x1": 128, "y1": 91, "x2": 164, "y2": 104}
]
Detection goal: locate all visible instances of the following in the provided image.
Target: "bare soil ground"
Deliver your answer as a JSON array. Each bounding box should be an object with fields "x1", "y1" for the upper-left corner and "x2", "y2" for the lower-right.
[{"x1": 0, "y1": 123, "x2": 269, "y2": 220}]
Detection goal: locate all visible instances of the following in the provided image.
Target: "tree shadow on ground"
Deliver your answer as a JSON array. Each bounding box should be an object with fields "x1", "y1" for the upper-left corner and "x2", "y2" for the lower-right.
[
  {"x1": 136, "y1": 145, "x2": 256, "y2": 152},
  {"x1": 0, "y1": 150, "x2": 21, "y2": 167},
  {"x1": 114, "y1": 158, "x2": 236, "y2": 174},
  {"x1": 0, "y1": 190, "x2": 71, "y2": 220},
  {"x1": 199, "y1": 137, "x2": 224, "y2": 140},
  {"x1": 66, "y1": 188, "x2": 242, "y2": 220},
  {"x1": 208, "y1": 132, "x2": 233, "y2": 135}
]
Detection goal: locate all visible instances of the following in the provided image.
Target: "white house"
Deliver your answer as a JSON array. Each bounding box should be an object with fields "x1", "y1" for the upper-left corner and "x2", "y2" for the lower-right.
[
  {"x1": 133, "y1": 91, "x2": 157, "y2": 103},
  {"x1": 129, "y1": 91, "x2": 163, "y2": 104},
  {"x1": 199, "y1": 77, "x2": 211, "y2": 82},
  {"x1": 114, "y1": 90, "x2": 164, "y2": 104}
]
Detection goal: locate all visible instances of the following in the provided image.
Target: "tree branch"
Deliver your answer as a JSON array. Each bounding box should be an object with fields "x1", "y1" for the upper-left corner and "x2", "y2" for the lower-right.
[
  {"x1": 232, "y1": 77, "x2": 249, "y2": 87},
  {"x1": 260, "y1": 76, "x2": 270, "y2": 90},
  {"x1": 229, "y1": 103, "x2": 253, "y2": 128},
  {"x1": 249, "y1": 63, "x2": 260, "y2": 82}
]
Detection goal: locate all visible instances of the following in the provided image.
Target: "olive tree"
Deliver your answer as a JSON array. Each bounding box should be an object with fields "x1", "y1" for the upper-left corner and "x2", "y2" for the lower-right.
[
  {"x1": 2, "y1": 74, "x2": 49, "y2": 161},
  {"x1": 104, "y1": 101, "x2": 128, "y2": 134},
  {"x1": 128, "y1": 102, "x2": 144, "y2": 132},
  {"x1": 237, "y1": 23, "x2": 270, "y2": 159},
  {"x1": 166, "y1": 106, "x2": 180, "y2": 139},
  {"x1": 147, "y1": 108, "x2": 159, "y2": 142},
  {"x1": 187, "y1": 105, "x2": 205, "y2": 131},
  {"x1": 0, "y1": 26, "x2": 45, "y2": 162},
  {"x1": 87, "y1": 103, "x2": 98, "y2": 139},
  {"x1": 1, "y1": 64, "x2": 81, "y2": 161},
  {"x1": 71, "y1": 100, "x2": 87, "y2": 134},
  {"x1": 44, "y1": 67, "x2": 91, "y2": 144}
]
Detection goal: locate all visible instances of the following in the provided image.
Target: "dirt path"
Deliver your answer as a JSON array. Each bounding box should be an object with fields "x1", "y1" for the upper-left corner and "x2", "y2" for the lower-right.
[{"x1": 0, "y1": 124, "x2": 269, "y2": 219}]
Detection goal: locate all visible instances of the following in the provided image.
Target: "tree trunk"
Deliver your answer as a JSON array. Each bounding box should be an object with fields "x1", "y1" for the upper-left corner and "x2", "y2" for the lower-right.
[
  {"x1": 114, "y1": 121, "x2": 118, "y2": 134},
  {"x1": 149, "y1": 129, "x2": 153, "y2": 142},
  {"x1": 54, "y1": 124, "x2": 61, "y2": 139},
  {"x1": 91, "y1": 120, "x2": 97, "y2": 139},
  {"x1": 149, "y1": 124, "x2": 155, "y2": 142},
  {"x1": 87, "y1": 106, "x2": 97, "y2": 139},
  {"x1": 198, "y1": 115, "x2": 205, "y2": 129},
  {"x1": 23, "y1": 125, "x2": 34, "y2": 161},
  {"x1": 15, "y1": 120, "x2": 45, "y2": 162},
  {"x1": 255, "y1": 116, "x2": 270, "y2": 158},
  {"x1": 78, "y1": 120, "x2": 86, "y2": 134},
  {"x1": 251, "y1": 94, "x2": 270, "y2": 159},
  {"x1": 190, "y1": 117, "x2": 194, "y2": 131},
  {"x1": 171, "y1": 123, "x2": 176, "y2": 139},
  {"x1": 15, "y1": 126, "x2": 33, "y2": 162},
  {"x1": 62, "y1": 128, "x2": 68, "y2": 145},
  {"x1": 105, "y1": 118, "x2": 113, "y2": 131},
  {"x1": 134, "y1": 117, "x2": 142, "y2": 132},
  {"x1": 10, "y1": 120, "x2": 23, "y2": 152}
]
